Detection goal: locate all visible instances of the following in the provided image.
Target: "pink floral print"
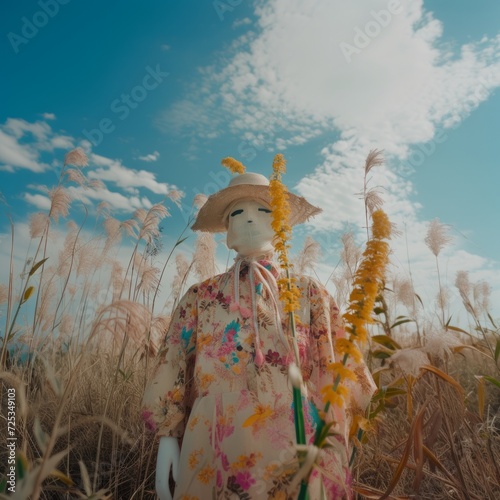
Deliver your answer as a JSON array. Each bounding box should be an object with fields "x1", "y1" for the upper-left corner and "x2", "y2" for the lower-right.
[{"x1": 142, "y1": 260, "x2": 376, "y2": 499}]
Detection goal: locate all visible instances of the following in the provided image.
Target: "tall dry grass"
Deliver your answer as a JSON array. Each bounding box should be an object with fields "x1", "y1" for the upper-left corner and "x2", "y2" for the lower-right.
[{"x1": 0, "y1": 149, "x2": 499, "y2": 499}]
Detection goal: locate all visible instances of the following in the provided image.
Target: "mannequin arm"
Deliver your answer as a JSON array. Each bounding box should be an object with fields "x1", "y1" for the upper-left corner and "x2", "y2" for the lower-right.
[{"x1": 155, "y1": 436, "x2": 180, "y2": 500}]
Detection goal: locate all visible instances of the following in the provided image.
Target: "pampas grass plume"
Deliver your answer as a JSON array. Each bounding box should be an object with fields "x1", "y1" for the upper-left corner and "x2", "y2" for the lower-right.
[
  {"x1": 390, "y1": 348, "x2": 430, "y2": 377},
  {"x1": 425, "y1": 218, "x2": 452, "y2": 257},
  {"x1": 48, "y1": 186, "x2": 71, "y2": 222},
  {"x1": 64, "y1": 147, "x2": 88, "y2": 167},
  {"x1": 194, "y1": 232, "x2": 216, "y2": 281},
  {"x1": 29, "y1": 212, "x2": 49, "y2": 238},
  {"x1": 296, "y1": 235, "x2": 321, "y2": 275},
  {"x1": 193, "y1": 193, "x2": 208, "y2": 210},
  {"x1": 364, "y1": 149, "x2": 384, "y2": 175}
]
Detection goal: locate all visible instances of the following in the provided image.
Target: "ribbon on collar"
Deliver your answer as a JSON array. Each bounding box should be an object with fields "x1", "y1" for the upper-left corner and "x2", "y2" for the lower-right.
[{"x1": 230, "y1": 255, "x2": 290, "y2": 366}]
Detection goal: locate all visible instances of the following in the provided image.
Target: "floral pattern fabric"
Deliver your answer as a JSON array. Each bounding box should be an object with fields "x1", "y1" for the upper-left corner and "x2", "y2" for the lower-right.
[{"x1": 142, "y1": 259, "x2": 376, "y2": 499}]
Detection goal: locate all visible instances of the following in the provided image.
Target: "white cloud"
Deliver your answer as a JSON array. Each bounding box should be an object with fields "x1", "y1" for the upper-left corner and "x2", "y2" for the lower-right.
[
  {"x1": 51, "y1": 135, "x2": 74, "y2": 150},
  {"x1": 23, "y1": 193, "x2": 52, "y2": 210},
  {"x1": 42, "y1": 112, "x2": 56, "y2": 120},
  {"x1": 90, "y1": 153, "x2": 114, "y2": 167},
  {"x1": 66, "y1": 185, "x2": 152, "y2": 212},
  {"x1": 138, "y1": 150, "x2": 160, "y2": 162},
  {"x1": 0, "y1": 129, "x2": 46, "y2": 172},
  {"x1": 160, "y1": 0, "x2": 500, "y2": 160},
  {"x1": 157, "y1": 0, "x2": 500, "y2": 318},
  {"x1": 156, "y1": 98, "x2": 223, "y2": 140},
  {"x1": 204, "y1": 0, "x2": 500, "y2": 153},
  {"x1": 0, "y1": 117, "x2": 77, "y2": 172},
  {"x1": 4, "y1": 118, "x2": 51, "y2": 141},
  {"x1": 232, "y1": 17, "x2": 252, "y2": 29},
  {"x1": 87, "y1": 153, "x2": 180, "y2": 196}
]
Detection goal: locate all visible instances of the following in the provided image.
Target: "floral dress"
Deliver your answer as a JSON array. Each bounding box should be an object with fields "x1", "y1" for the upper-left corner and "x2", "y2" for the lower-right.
[{"x1": 141, "y1": 258, "x2": 376, "y2": 499}]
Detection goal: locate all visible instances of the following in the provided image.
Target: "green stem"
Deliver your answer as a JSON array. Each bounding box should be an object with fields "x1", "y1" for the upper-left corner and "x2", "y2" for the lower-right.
[
  {"x1": 349, "y1": 428, "x2": 364, "y2": 467},
  {"x1": 298, "y1": 481, "x2": 309, "y2": 500},
  {"x1": 293, "y1": 387, "x2": 306, "y2": 446},
  {"x1": 283, "y1": 267, "x2": 309, "y2": 497}
]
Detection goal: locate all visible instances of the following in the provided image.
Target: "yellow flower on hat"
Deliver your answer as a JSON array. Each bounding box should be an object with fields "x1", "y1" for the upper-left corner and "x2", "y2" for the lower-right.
[{"x1": 221, "y1": 157, "x2": 246, "y2": 174}]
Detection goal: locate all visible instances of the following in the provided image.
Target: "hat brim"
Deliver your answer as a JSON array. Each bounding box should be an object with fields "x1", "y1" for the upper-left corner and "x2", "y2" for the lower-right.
[{"x1": 191, "y1": 184, "x2": 322, "y2": 233}]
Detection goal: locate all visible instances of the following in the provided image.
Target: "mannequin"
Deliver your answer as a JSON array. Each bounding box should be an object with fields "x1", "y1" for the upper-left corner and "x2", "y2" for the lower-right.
[
  {"x1": 156, "y1": 437, "x2": 179, "y2": 500},
  {"x1": 142, "y1": 172, "x2": 376, "y2": 499},
  {"x1": 155, "y1": 199, "x2": 275, "y2": 500}
]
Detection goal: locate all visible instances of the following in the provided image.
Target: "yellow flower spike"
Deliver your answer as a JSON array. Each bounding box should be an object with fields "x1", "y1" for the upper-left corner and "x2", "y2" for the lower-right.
[
  {"x1": 272, "y1": 153, "x2": 287, "y2": 174},
  {"x1": 349, "y1": 415, "x2": 371, "y2": 440},
  {"x1": 268, "y1": 154, "x2": 301, "y2": 322},
  {"x1": 327, "y1": 362, "x2": 357, "y2": 382},
  {"x1": 321, "y1": 384, "x2": 350, "y2": 408},
  {"x1": 371, "y1": 209, "x2": 392, "y2": 240},
  {"x1": 221, "y1": 157, "x2": 246, "y2": 174},
  {"x1": 335, "y1": 338, "x2": 353, "y2": 353},
  {"x1": 310, "y1": 211, "x2": 392, "y2": 496},
  {"x1": 268, "y1": 153, "x2": 309, "y2": 487}
]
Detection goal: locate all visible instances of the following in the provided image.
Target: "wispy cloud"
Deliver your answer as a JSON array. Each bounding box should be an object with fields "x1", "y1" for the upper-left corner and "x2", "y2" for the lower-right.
[
  {"x1": 232, "y1": 17, "x2": 252, "y2": 29},
  {"x1": 88, "y1": 153, "x2": 179, "y2": 197},
  {"x1": 42, "y1": 112, "x2": 56, "y2": 120},
  {"x1": 0, "y1": 117, "x2": 76, "y2": 172},
  {"x1": 0, "y1": 129, "x2": 46, "y2": 172},
  {"x1": 23, "y1": 192, "x2": 52, "y2": 210},
  {"x1": 22, "y1": 150, "x2": 183, "y2": 213},
  {"x1": 156, "y1": 0, "x2": 500, "y2": 316},
  {"x1": 66, "y1": 185, "x2": 154, "y2": 211},
  {"x1": 159, "y1": 0, "x2": 500, "y2": 159},
  {"x1": 156, "y1": 98, "x2": 222, "y2": 139},
  {"x1": 138, "y1": 150, "x2": 160, "y2": 162}
]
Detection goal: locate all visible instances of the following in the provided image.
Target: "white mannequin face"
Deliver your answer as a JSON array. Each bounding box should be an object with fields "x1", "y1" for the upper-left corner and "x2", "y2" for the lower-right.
[{"x1": 226, "y1": 200, "x2": 274, "y2": 257}]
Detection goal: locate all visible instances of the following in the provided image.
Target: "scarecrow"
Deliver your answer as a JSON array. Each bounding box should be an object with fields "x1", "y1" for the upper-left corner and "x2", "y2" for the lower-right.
[{"x1": 141, "y1": 161, "x2": 376, "y2": 499}]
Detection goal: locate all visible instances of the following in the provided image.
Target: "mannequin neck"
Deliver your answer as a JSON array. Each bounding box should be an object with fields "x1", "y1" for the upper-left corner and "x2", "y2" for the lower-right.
[{"x1": 235, "y1": 249, "x2": 275, "y2": 262}]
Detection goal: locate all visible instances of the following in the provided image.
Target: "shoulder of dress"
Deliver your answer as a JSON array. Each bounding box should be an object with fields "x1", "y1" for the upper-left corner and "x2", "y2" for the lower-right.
[
  {"x1": 293, "y1": 273, "x2": 326, "y2": 293},
  {"x1": 191, "y1": 271, "x2": 232, "y2": 293}
]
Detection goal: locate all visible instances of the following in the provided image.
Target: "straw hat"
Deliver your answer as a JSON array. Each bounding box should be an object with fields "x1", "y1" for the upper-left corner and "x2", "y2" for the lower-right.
[{"x1": 192, "y1": 172, "x2": 322, "y2": 233}]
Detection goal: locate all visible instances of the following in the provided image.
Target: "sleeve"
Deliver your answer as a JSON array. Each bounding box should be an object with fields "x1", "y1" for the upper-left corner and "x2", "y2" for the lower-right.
[
  {"x1": 307, "y1": 278, "x2": 376, "y2": 444},
  {"x1": 141, "y1": 284, "x2": 198, "y2": 438}
]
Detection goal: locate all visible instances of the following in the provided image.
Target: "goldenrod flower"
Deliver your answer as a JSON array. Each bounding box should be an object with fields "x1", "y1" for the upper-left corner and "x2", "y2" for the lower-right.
[
  {"x1": 342, "y1": 209, "x2": 391, "y2": 348},
  {"x1": 269, "y1": 154, "x2": 301, "y2": 317},
  {"x1": 315, "y1": 209, "x2": 391, "y2": 419},
  {"x1": 268, "y1": 153, "x2": 307, "y2": 490},
  {"x1": 321, "y1": 383, "x2": 350, "y2": 407},
  {"x1": 272, "y1": 153, "x2": 287, "y2": 174},
  {"x1": 221, "y1": 157, "x2": 246, "y2": 174},
  {"x1": 371, "y1": 209, "x2": 392, "y2": 240},
  {"x1": 327, "y1": 362, "x2": 358, "y2": 382}
]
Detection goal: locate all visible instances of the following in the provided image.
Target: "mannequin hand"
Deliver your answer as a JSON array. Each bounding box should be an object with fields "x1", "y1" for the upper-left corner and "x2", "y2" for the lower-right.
[{"x1": 156, "y1": 436, "x2": 180, "y2": 500}]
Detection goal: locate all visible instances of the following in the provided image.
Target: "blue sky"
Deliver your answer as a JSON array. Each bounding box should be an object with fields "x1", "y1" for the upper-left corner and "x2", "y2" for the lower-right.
[{"x1": 1, "y1": 0, "x2": 500, "y2": 323}]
